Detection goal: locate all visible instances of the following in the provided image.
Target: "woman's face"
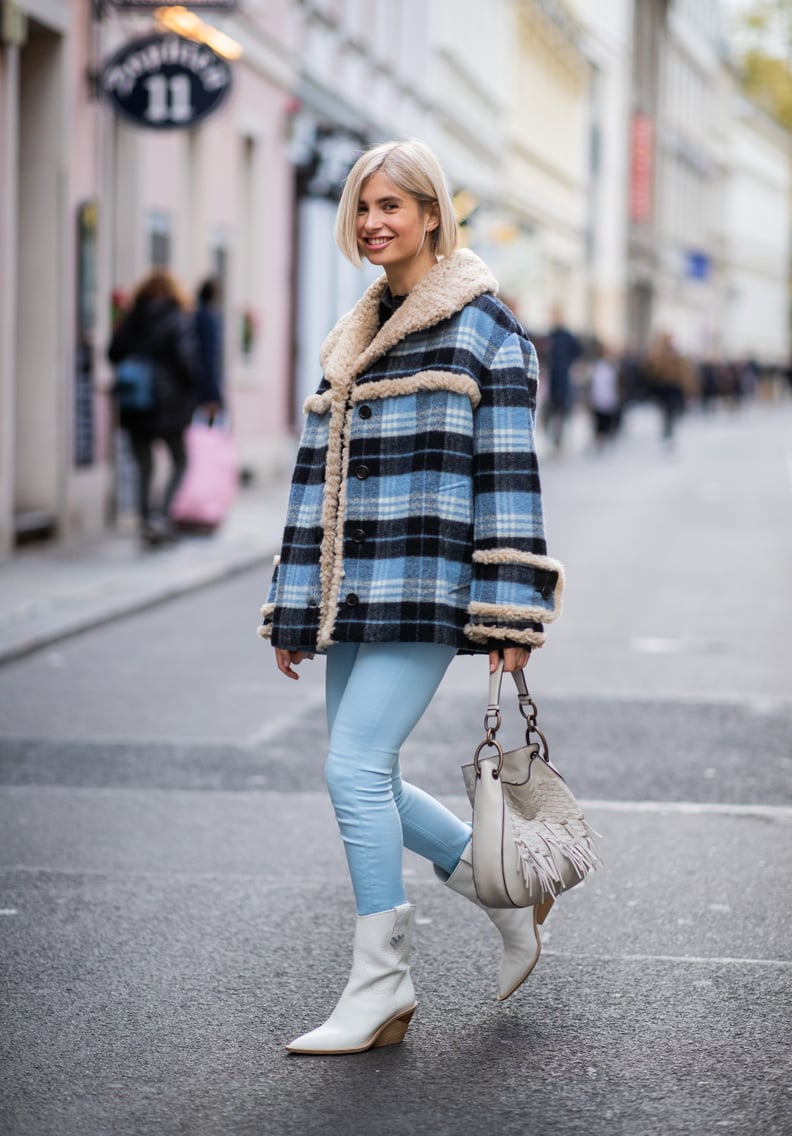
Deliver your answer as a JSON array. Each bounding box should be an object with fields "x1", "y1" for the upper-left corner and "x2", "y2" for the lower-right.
[{"x1": 355, "y1": 171, "x2": 438, "y2": 291}]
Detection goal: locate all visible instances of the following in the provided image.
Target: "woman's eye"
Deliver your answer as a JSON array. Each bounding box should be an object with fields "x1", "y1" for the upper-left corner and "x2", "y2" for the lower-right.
[{"x1": 384, "y1": 202, "x2": 398, "y2": 211}]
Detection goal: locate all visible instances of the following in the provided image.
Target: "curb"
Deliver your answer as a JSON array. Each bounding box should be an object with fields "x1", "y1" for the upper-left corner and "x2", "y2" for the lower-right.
[{"x1": 0, "y1": 546, "x2": 273, "y2": 668}]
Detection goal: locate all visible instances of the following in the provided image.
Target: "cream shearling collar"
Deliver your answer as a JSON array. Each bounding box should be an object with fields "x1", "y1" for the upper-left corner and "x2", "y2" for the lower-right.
[{"x1": 319, "y1": 248, "x2": 498, "y2": 393}]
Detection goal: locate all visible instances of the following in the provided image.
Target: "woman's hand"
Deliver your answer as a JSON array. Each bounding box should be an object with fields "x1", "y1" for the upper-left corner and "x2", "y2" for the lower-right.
[
  {"x1": 489, "y1": 646, "x2": 531, "y2": 674},
  {"x1": 275, "y1": 648, "x2": 314, "y2": 680}
]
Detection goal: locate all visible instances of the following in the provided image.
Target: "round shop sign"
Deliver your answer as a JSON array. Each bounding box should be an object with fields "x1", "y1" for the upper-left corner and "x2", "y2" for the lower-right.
[{"x1": 101, "y1": 33, "x2": 233, "y2": 130}]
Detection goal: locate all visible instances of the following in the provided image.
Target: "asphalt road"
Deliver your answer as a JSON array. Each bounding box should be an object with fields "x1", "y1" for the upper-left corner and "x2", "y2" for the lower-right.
[{"x1": 1, "y1": 402, "x2": 791, "y2": 1136}]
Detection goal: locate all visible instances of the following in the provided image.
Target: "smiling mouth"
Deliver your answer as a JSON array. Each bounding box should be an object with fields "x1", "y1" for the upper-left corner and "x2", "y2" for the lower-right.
[{"x1": 363, "y1": 237, "x2": 394, "y2": 249}]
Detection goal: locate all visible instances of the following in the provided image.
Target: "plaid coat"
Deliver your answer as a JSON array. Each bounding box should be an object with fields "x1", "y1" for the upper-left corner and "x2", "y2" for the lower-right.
[{"x1": 259, "y1": 249, "x2": 564, "y2": 654}]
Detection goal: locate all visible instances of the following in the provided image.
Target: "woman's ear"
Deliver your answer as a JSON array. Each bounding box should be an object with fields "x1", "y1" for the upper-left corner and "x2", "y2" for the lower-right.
[{"x1": 425, "y1": 202, "x2": 440, "y2": 233}]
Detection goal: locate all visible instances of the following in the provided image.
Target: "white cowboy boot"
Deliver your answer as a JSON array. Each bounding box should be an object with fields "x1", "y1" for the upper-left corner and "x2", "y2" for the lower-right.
[
  {"x1": 286, "y1": 903, "x2": 417, "y2": 1055},
  {"x1": 437, "y1": 842, "x2": 553, "y2": 1001}
]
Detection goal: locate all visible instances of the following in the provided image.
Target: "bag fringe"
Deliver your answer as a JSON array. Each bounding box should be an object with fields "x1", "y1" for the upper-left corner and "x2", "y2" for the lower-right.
[{"x1": 511, "y1": 815, "x2": 603, "y2": 898}]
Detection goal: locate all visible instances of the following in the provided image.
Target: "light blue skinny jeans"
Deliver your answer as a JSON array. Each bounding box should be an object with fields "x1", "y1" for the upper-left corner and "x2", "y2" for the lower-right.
[{"x1": 325, "y1": 641, "x2": 472, "y2": 916}]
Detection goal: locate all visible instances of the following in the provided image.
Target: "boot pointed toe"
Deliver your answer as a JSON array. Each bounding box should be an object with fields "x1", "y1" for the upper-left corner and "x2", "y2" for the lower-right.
[{"x1": 286, "y1": 1004, "x2": 416, "y2": 1055}]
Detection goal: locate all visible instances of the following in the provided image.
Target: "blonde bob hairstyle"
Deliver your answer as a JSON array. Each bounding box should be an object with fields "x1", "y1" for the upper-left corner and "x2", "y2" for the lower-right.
[{"x1": 335, "y1": 139, "x2": 459, "y2": 267}]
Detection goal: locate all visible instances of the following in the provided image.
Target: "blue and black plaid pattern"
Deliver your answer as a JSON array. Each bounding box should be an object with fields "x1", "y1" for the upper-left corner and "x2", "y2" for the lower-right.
[{"x1": 263, "y1": 286, "x2": 560, "y2": 652}]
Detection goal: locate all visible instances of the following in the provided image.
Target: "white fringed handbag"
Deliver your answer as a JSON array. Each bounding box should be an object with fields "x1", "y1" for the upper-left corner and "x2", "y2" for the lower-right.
[{"x1": 462, "y1": 661, "x2": 601, "y2": 908}]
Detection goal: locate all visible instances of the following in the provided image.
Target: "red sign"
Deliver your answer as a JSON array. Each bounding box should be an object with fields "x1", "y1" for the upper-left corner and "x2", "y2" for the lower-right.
[{"x1": 630, "y1": 112, "x2": 654, "y2": 224}]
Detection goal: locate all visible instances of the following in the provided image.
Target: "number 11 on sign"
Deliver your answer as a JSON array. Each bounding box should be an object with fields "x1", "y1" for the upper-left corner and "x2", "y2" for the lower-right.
[{"x1": 143, "y1": 74, "x2": 192, "y2": 124}]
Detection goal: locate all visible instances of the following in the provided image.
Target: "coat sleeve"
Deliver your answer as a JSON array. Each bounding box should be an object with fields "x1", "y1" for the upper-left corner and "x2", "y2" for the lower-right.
[
  {"x1": 464, "y1": 332, "x2": 565, "y2": 650},
  {"x1": 257, "y1": 556, "x2": 279, "y2": 641}
]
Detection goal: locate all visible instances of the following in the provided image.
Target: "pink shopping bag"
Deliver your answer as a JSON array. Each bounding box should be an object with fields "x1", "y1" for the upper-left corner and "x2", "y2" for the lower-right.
[{"x1": 169, "y1": 423, "x2": 239, "y2": 530}]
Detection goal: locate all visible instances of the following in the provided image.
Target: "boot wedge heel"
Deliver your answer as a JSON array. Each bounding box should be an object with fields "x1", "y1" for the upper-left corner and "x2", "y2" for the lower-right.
[
  {"x1": 535, "y1": 897, "x2": 554, "y2": 926},
  {"x1": 372, "y1": 1005, "x2": 416, "y2": 1048}
]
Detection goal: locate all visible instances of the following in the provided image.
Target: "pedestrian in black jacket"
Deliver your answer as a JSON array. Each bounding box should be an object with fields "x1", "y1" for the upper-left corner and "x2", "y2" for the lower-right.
[
  {"x1": 108, "y1": 270, "x2": 200, "y2": 547},
  {"x1": 194, "y1": 277, "x2": 224, "y2": 420}
]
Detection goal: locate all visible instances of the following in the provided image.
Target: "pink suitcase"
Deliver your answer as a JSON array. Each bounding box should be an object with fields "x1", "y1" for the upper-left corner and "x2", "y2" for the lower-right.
[{"x1": 169, "y1": 423, "x2": 239, "y2": 531}]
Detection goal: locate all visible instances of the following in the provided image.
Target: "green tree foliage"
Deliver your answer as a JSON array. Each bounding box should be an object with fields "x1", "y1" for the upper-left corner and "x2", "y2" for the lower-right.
[
  {"x1": 742, "y1": 50, "x2": 792, "y2": 127},
  {"x1": 733, "y1": 0, "x2": 792, "y2": 129}
]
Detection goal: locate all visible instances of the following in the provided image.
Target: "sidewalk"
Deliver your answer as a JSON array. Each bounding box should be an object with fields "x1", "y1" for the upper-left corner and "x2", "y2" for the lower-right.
[{"x1": 0, "y1": 478, "x2": 290, "y2": 666}]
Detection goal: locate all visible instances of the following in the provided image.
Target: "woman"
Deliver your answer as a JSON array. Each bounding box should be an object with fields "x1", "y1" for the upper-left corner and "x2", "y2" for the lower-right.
[
  {"x1": 108, "y1": 270, "x2": 200, "y2": 547},
  {"x1": 259, "y1": 140, "x2": 565, "y2": 1054}
]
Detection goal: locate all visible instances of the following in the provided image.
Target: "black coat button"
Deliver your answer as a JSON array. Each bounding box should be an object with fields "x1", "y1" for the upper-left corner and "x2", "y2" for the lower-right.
[
  {"x1": 540, "y1": 580, "x2": 555, "y2": 600},
  {"x1": 354, "y1": 465, "x2": 369, "y2": 480},
  {"x1": 351, "y1": 529, "x2": 366, "y2": 543},
  {"x1": 358, "y1": 404, "x2": 372, "y2": 419},
  {"x1": 344, "y1": 592, "x2": 359, "y2": 607}
]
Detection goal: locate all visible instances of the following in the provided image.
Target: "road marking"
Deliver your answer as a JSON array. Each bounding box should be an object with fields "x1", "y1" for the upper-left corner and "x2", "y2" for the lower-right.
[
  {"x1": 242, "y1": 686, "x2": 326, "y2": 750},
  {"x1": 580, "y1": 799, "x2": 792, "y2": 820},
  {"x1": 470, "y1": 687, "x2": 792, "y2": 710},
  {"x1": 631, "y1": 637, "x2": 683, "y2": 654},
  {"x1": 436, "y1": 795, "x2": 792, "y2": 820},
  {"x1": 542, "y1": 950, "x2": 792, "y2": 969}
]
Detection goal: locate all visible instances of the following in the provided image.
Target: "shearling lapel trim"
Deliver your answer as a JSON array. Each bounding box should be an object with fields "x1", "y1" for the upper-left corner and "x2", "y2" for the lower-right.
[
  {"x1": 320, "y1": 249, "x2": 498, "y2": 393},
  {"x1": 316, "y1": 393, "x2": 353, "y2": 651}
]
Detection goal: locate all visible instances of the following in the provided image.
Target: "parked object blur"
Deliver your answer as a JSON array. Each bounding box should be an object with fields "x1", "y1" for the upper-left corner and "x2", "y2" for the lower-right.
[{"x1": 108, "y1": 270, "x2": 201, "y2": 549}]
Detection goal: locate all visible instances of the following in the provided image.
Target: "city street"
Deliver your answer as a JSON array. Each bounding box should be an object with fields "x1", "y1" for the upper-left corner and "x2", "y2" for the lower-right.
[{"x1": 1, "y1": 400, "x2": 791, "y2": 1136}]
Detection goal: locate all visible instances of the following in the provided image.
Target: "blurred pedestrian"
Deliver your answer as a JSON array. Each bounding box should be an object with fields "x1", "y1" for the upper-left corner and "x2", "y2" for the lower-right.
[
  {"x1": 645, "y1": 331, "x2": 687, "y2": 444},
  {"x1": 194, "y1": 277, "x2": 224, "y2": 421},
  {"x1": 699, "y1": 356, "x2": 719, "y2": 412},
  {"x1": 542, "y1": 304, "x2": 581, "y2": 453},
  {"x1": 259, "y1": 138, "x2": 565, "y2": 1055},
  {"x1": 108, "y1": 269, "x2": 200, "y2": 548},
  {"x1": 587, "y1": 340, "x2": 620, "y2": 448}
]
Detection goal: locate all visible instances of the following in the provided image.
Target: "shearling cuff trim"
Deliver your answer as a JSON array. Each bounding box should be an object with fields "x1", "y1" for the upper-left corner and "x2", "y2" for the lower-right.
[
  {"x1": 303, "y1": 391, "x2": 334, "y2": 416},
  {"x1": 351, "y1": 371, "x2": 481, "y2": 409},
  {"x1": 472, "y1": 549, "x2": 565, "y2": 618},
  {"x1": 258, "y1": 601, "x2": 275, "y2": 640},
  {"x1": 468, "y1": 601, "x2": 554, "y2": 625},
  {"x1": 464, "y1": 622, "x2": 546, "y2": 649}
]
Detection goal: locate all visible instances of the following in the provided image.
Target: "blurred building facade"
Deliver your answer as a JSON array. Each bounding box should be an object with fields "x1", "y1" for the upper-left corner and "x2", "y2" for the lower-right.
[
  {"x1": 721, "y1": 87, "x2": 792, "y2": 362},
  {"x1": 0, "y1": 0, "x2": 296, "y2": 556},
  {"x1": 0, "y1": 0, "x2": 790, "y2": 558},
  {"x1": 653, "y1": 0, "x2": 733, "y2": 355}
]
